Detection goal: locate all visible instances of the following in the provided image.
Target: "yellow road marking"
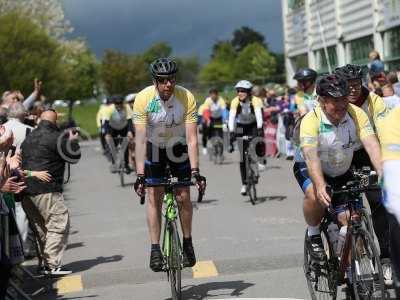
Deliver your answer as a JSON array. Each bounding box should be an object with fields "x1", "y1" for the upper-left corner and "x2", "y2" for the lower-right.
[
  {"x1": 56, "y1": 275, "x2": 83, "y2": 294},
  {"x1": 192, "y1": 260, "x2": 218, "y2": 278}
]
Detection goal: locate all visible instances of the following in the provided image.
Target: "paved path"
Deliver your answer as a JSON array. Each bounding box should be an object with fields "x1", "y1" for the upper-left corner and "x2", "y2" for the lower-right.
[{"x1": 31, "y1": 141, "x2": 317, "y2": 299}]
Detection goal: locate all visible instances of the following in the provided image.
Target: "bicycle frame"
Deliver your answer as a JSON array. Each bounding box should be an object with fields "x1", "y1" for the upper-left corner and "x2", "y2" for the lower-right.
[{"x1": 162, "y1": 187, "x2": 181, "y2": 261}]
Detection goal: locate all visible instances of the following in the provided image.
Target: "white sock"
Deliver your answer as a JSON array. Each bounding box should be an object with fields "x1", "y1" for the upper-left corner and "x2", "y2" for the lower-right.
[{"x1": 307, "y1": 225, "x2": 320, "y2": 237}]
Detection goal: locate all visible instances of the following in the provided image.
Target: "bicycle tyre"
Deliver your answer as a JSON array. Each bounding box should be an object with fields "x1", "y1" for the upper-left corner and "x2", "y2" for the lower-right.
[
  {"x1": 168, "y1": 221, "x2": 182, "y2": 300},
  {"x1": 303, "y1": 229, "x2": 338, "y2": 300},
  {"x1": 351, "y1": 228, "x2": 385, "y2": 300},
  {"x1": 245, "y1": 155, "x2": 256, "y2": 205},
  {"x1": 359, "y1": 208, "x2": 374, "y2": 240}
]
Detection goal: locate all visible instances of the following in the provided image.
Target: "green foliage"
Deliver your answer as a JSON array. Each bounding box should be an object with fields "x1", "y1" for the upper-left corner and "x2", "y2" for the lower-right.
[
  {"x1": 101, "y1": 49, "x2": 148, "y2": 95},
  {"x1": 176, "y1": 56, "x2": 200, "y2": 84},
  {"x1": 234, "y1": 43, "x2": 277, "y2": 83},
  {"x1": 0, "y1": 11, "x2": 65, "y2": 98},
  {"x1": 63, "y1": 45, "x2": 100, "y2": 100},
  {"x1": 232, "y1": 26, "x2": 267, "y2": 52},
  {"x1": 142, "y1": 42, "x2": 172, "y2": 64}
]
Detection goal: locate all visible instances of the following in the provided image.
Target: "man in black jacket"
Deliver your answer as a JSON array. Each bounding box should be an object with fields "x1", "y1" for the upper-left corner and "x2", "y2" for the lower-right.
[{"x1": 21, "y1": 109, "x2": 81, "y2": 276}]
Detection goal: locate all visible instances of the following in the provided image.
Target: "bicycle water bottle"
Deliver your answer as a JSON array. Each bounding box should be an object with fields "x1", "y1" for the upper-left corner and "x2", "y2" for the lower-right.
[
  {"x1": 336, "y1": 225, "x2": 348, "y2": 257},
  {"x1": 327, "y1": 223, "x2": 339, "y2": 254}
]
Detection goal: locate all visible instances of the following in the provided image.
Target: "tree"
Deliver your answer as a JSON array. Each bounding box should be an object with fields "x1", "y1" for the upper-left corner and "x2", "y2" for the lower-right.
[
  {"x1": 199, "y1": 42, "x2": 236, "y2": 88},
  {"x1": 62, "y1": 41, "x2": 100, "y2": 101},
  {"x1": 0, "y1": 0, "x2": 72, "y2": 40},
  {"x1": 176, "y1": 56, "x2": 200, "y2": 86},
  {"x1": 234, "y1": 43, "x2": 277, "y2": 84},
  {"x1": 142, "y1": 42, "x2": 172, "y2": 64},
  {"x1": 231, "y1": 26, "x2": 267, "y2": 52},
  {"x1": 101, "y1": 50, "x2": 149, "y2": 95},
  {"x1": 0, "y1": 11, "x2": 66, "y2": 99}
]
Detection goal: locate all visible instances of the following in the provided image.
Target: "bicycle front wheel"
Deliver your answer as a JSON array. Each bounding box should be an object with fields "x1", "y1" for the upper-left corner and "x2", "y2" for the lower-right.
[
  {"x1": 303, "y1": 229, "x2": 338, "y2": 300},
  {"x1": 351, "y1": 228, "x2": 385, "y2": 300},
  {"x1": 168, "y1": 221, "x2": 182, "y2": 300},
  {"x1": 119, "y1": 169, "x2": 125, "y2": 187}
]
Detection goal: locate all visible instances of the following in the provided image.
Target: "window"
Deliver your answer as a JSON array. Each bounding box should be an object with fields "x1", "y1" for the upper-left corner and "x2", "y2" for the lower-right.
[
  {"x1": 291, "y1": 53, "x2": 309, "y2": 70},
  {"x1": 315, "y1": 46, "x2": 338, "y2": 73},
  {"x1": 384, "y1": 26, "x2": 400, "y2": 70},
  {"x1": 348, "y1": 36, "x2": 374, "y2": 66},
  {"x1": 288, "y1": 0, "x2": 305, "y2": 10}
]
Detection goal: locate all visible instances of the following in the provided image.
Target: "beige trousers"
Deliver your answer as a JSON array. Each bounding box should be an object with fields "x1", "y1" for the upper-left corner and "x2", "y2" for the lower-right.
[{"x1": 22, "y1": 192, "x2": 70, "y2": 269}]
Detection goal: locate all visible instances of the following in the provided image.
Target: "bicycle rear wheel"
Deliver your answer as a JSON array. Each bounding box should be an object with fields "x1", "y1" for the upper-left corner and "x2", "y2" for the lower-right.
[
  {"x1": 303, "y1": 229, "x2": 338, "y2": 300},
  {"x1": 168, "y1": 221, "x2": 182, "y2": 300},
  {"x1": 351, "y1": 228, "x2": 385, "y2": 300}
]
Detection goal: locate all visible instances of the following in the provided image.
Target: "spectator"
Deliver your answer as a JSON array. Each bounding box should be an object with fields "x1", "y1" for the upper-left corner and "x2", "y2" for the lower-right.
[
  {"x1": 1, "y1": 79, "x2": 42, "y2": 110},
  {"x1": 387, "y1": 71, "x2": 400, "y2": 97},
  {"x1": 21, "y1": 109, "x2": 81, "y2": 276},
  {"x1": 0, "y1": 107, "x2": 8, "y2": 125},
  {"x1": 382, "y1": 84, "x2": 400, "y2": 110}
]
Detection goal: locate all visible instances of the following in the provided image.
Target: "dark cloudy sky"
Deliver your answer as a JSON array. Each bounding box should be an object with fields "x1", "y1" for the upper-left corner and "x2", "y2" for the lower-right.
[{"x1": 62, "y1": 0, "x2": 283, "y2": 61}]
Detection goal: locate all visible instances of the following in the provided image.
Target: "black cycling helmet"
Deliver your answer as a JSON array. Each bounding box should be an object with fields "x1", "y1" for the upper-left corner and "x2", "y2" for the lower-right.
[
  {"x1": 334, "y1": 64, "x2": 363, "y2": 80},
  {"x1": 316, "y1": 74, "x2": 349, "y2": 98},
  {"x1": 293, "y1": 68, "x2": 318, "y2": 82},
  {"x1": 150, "y1": 58, "x2": 178, "y2": 78},
  {"x1": 111, "y1": 94, "x2": 124, "y2": 104},
  {"x1": 209, "y1": 87, "x2": 219, "y2": 94}
]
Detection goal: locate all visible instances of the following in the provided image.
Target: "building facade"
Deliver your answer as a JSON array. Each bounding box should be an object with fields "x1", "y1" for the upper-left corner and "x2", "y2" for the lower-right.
[{"x1": 282, "y1": 0, "x2": 400, "y2": 86}]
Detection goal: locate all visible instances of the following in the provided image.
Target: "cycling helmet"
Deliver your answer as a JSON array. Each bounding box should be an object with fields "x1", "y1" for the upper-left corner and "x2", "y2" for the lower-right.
[
  {"x1": 334, "y1": 64, "x2": 363, "y2": 80},
  {"x1": 125, "y1": 93, "x2": 136, "y2": 103},
  {"x1": 209, "y1": 87, "x2": 219, "y2": 94},
  {"x1": 235, "y1": 80, "x2": 253, "y2": 90},
  {"x1": 293, "y1": 68, "x2": 318, "y2": 82},
  {"x1": 150, "y1": 58, "x2": 178, "y2": 78},
  {"x1": 111, "y1": 94, "x2": 124, "y2": 104},
  {"x1": 316, "y1": 74, "x2": 349, "y2": 98}
]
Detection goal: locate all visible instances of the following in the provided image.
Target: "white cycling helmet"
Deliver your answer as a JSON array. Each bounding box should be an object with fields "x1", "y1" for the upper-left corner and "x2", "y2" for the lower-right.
[
  {"x1": 125, "y1": 93, "x2": 137, "y2": 103},
  {"x1": 235, "y1": 80, "x2": 253, "y2": 90}
]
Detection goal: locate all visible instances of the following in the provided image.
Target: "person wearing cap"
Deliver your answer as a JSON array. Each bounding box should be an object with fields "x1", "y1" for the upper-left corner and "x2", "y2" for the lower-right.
[
  {"x1": 228, "y1": 80, "x2": 265, "y2": 195},
  {"x1": 202, "y1": 88, "x2": 228, "y2": 159},
  {"x1": 103, "y1": 95, "x2": 134, "y2": 174},
  {"x1": 334, "y1": 64, "x2": 393, "y2": 283},
  {"x1": 132, "y1": 58, "x2": 206, "y2": 272},
  {"x1": 293, "y1": 68, "x2": 318, "y2": 116},
  {"x1": 293, "y1": 74, "x2": 382, "y2": 269},
  {"x1": 96, "y1": 97, "x2": 114, "y2": 155}
]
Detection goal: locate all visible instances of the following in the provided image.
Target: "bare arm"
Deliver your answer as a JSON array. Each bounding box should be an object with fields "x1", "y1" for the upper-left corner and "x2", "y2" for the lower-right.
[
  {"x1": 361, "y1": 135, "x2": 383, "y2": 177},
  {"x1": 186, "y1": 123, "x2": 199, "y2": 169},
  {"x1": 135, "y1": 124, "x2": 147, "y2": 175},
  {"x1": 303, "y1": 146, "x2": 331, "y2": 206}
]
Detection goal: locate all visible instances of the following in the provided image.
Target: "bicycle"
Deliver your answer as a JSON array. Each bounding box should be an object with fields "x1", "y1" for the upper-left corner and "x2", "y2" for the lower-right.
[
  {"x1": 208, "y1": 124, "x2": 224, "y2": 165},
  {"x1": 242, "y1": 135, "x2": 259, "y2": 205},
  {"x1": 140, "y1": 177, "x2": 203, "y2": 300},
  {"x1": 303, "y1": 169, "x2": 385, "y2": 300},
  {"x1": 108, "y1": 136, "x2": 130, "y2": 187}
]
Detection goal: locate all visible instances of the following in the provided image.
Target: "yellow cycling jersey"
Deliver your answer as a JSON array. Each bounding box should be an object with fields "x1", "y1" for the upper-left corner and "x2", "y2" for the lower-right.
[
  {"x1": 300, "y1": 104, "x2": 375, "y2": 177},
  {"x1": 230, "y1": 96, "x2": 263, "y2": 111},
  {"x1": 197, "y1": 103, "x2": 207, "y2": 116},
  {"x1": 361, "y1": 92, "x2": 388, "y2": 135},
  {"x1": 295, "y1": 90, "x2": 318, "y2": 113},
  {"x1": 380, "y1": 106, "x2": 400, "y2": 161},
  {"x1": 203, "y1": 97, "x2": 226, "y2": 119},
  {"x1": 133, "y1": 85, "x2": 197, "y2": 147},
  {"x1": 96, "y1": 104, "x2": 111, "y2": 128}
]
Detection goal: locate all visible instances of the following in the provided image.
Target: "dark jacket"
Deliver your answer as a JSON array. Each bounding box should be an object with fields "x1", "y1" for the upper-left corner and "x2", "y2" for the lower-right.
[{"x1": 21, "y1": 120, "x2": 81, "y2": 195}]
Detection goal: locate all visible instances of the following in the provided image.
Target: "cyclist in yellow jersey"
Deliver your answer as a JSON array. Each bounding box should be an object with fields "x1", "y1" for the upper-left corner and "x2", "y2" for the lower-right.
[
  {"x1": 203, "y1": 88, "x2": 228, "y2": 159},
  {"x1": 334, "y1": 64, "x2": 392, "y2": 270},
  {"x1": 380, "y1": 107, "x2": 400, "y2": 290},
  {"x1": 133, "y1": 58, "x2": 206, "y2": 272},
  {"x1": 197, "y1": 103, "x2": 209, "y2": 155},
  {"x1": 293, "y1": 74, "x2": 382, "y2": 264},
  {"x1": 293, "y1": 68, "x2": 318, "y2": 116},
  {"x1": 103, "y1": 95, "x2": 135, "y2": 173},
  {"x1": 228, "y1": 80, "x2": 265, "y2": 195},
  {"x1": 96, "y1": 97, "x2": 113, "y2": 155}
]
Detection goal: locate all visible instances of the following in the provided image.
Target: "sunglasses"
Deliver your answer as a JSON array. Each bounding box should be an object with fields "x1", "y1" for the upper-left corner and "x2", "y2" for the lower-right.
[
  {"x1": 156, "y1": 76, "x2": 176, "y2": 84},
  {"x1": 236, "y1": 89, "x2": 248, "y2": 93}
]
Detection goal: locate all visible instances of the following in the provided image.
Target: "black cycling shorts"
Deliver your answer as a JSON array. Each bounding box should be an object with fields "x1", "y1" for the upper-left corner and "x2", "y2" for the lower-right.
[{"x1": 145, "y1": 142, "x2": 191, "y2": 184}]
